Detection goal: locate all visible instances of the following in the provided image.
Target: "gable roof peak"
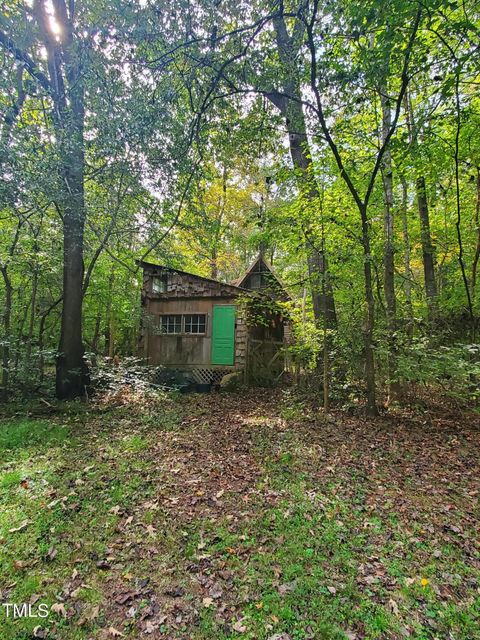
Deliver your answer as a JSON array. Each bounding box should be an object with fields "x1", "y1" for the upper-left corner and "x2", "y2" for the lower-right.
[{"x1": 234, "y1": 253, "x2": 285, "y2": 291}]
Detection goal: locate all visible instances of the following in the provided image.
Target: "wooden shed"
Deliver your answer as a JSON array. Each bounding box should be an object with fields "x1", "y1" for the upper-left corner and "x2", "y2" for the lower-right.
[{"x1": 138, "y1": 256, "x2": 290, "y2": 385}]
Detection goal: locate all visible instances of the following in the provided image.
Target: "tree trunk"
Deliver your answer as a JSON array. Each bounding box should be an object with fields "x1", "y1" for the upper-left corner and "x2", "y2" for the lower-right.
[
  {"x1": 15, "y1": 298, "x2": 30, "y2": 370},
  {"x1": 404, "y1": 93, "x2": 437, "y2": 316},
  {"x1": 285, "y1": 102, "x2": 337, "y2": 328},
  {"x1": 38, "y1": 298, "x2": 62, "y2": 383},
  {"x1": 323, "y1": 323, "x2": 329, "y2": 413},
  {"x1": 360, "y1": 205, "x2": 378, "y2": 416},
  {"x1": 56, "y1": 184, "x2": 88, "y2": 398},
  {"x1": 91, "y1": 313, "x2": 102, "y2": 353},
  {"x1": 25, "y1": 267, "x2": 38, "y2": 365},
  {"x1": 104, "y1": 271, "x2": 115, "y2": 357},
  {"x1": 269, "y1": 13, "x2": 337, "y2": 329},
  {"x1": 279, "y1": 108, "x2": 336, "y2": 328},
  {"x1": 305, "y1": 239, "x2": 336, "y2": 327},
  {"x1": 453, "y1": 70, "x2": 474, "y2": 335},
  {"x1": 30, "y1": 0, "x2": 88, "y2": 399},
  {"x1": 471, "y1": 168, "x2": 480, "y2": 297},
  {"x1": 55, "y1": 71, "x2": 88, "y2": 398},
  {"x1": 108, "y1": 318, "x2": 116, "y2": 358},
  {"x1": 0, "y1": 268, "x2": 12, "y2": 401},
  {"x1": 417, "y1": 176, "x2": 437, "y2": 315},
  {"x1": 210, "y1": 164, "x2": 227, "y2": 280},
  {"x1": 210, "y1": 246, "x2": 218, "y2": 280},
  {"x1": 380, "y1": 89, "x2": 400, "y2": 403},
  {"x1": 400, "y1": 177, "x2": 414, "y2": 336}
]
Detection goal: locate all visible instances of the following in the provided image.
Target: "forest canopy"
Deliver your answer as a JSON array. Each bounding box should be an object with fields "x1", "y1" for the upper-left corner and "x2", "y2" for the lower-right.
[{"x1": 1, "y1": 0, "x2": 480, "y2": 411}]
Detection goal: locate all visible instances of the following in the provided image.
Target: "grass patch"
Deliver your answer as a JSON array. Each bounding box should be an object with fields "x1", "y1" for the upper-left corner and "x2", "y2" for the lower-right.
[
  {"x1": 0, "y1": 418, "x2": 69, "y2": 454},
  {"x1": 0, "y1": 391, "x2": 478, "y2": 639}
]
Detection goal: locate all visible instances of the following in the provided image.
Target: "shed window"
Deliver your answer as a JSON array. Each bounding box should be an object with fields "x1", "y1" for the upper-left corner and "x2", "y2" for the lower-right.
[
  {"x1": 249, "y1": 273, "x2": 267, "y2": 289},
  {"x1": 152, "y1": 274, "x2": 168, "y2": 293},
  {"x1": 160, "y1": 315, "x2": 181, "y2": 334},
  {"x1": 184, "y1": 314, "x2": 206, "y2": 334}
]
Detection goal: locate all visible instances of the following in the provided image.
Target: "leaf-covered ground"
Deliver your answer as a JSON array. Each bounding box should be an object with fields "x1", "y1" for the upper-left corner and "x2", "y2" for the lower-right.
[{"x1": 1, "y1": 389, "x2": 479, "y2": 640}]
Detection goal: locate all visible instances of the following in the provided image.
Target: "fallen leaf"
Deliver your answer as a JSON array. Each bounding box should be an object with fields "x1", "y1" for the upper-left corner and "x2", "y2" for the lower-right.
[
  {"x1": 115, "y1": 591, "x2": 136, "y2": 605},
  {"x1": 388, "y1": 598, "x2": 399, "y2": 615},
  {"x1": 202, "y1": 597, "x2": 214, "y2": 607},
  {"x1": 209, "y1": 582, "x2": 223, "y2": 599},
  {"x1": 88, "y1": 605, "x2": 100, "y2": 620},
  {"x1": 51, "y1": 602, "x2": 67, "y2": 617},
  {"x1": 144, "y1": 620, "x2": 156, "y2": 634},
  {"x1": 46, "y1": 547, "x2": 57, "y2": 561},
  {"x1": 108, "y1": 627, "x2": 124, "y2": 637},
  {"x1": 278, "y1": 581, "x2": 296, "y2": 595},
  {"x1": 77, "y1": 605, "x2": 99, "y2": 626},
  {"x1": 232, "y1": 620, "x2": 247, "y2": 633},
  {"x1": 9, "y1": 520, "x2": 30, "y2": 533}
]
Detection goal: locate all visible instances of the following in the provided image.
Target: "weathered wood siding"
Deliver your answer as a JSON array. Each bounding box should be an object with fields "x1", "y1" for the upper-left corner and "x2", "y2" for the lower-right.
[
  {"x1": 139, "y1": 264, "x2": 247, "y2": 369},
  {"x1": 143, "y1": 298, "x2": 237, "y2": 366}
]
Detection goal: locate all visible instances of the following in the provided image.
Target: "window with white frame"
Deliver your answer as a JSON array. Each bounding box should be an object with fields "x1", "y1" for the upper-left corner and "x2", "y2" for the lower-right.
[
  {"x1": 158, "y1": 314, "x2": 207, "y2": 334},
  {"x1": 160, "y1": 315, "x2": 182, "y2": 334},
  {"x1": 184, "y1": 314, "x2": 206, "y2": 334}
]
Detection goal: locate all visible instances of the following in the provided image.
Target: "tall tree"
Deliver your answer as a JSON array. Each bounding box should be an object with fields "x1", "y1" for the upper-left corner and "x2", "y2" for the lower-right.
[
  {"x1": 405, "y1": 93, "x2": 438, "y2": 317},
  {"x1": 378, "y1": 44, "x2": 400, "y2": 402},
  {"x1": 266, "y1": 6, "x2": 337, "y2": 328},
  {"x1": 303, "y1": 0, "x2": 422, "y2": 413},
  {"x1": 1, "y1": 1, "x2": 89, "y2": 398}
]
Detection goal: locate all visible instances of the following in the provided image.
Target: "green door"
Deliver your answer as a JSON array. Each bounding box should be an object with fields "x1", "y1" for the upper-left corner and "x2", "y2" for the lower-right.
[{"x1": 211, "y1": 305, "x2": 236, "y2": 365}]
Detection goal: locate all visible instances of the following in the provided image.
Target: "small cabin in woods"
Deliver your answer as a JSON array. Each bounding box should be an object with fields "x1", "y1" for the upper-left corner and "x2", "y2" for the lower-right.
[{"x1": 139, "y1": 256, "x2": 290, "y2": 385}]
